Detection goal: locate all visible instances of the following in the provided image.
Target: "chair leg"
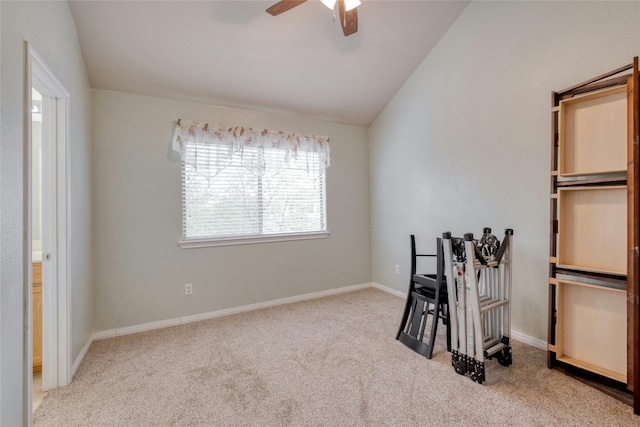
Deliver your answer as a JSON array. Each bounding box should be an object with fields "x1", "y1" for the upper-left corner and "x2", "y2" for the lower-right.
[
  {"x1": 426, "y1": 302, "x2": 439, "y2": 359},
  {"x1": 396, "y1": 289, "x2": 414, "y2": 340}
]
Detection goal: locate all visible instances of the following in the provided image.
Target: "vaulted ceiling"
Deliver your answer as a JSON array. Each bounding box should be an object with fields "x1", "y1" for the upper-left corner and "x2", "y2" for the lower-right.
[{"x1": 69, "y1": 1, "x2": 469, "y2": 126}]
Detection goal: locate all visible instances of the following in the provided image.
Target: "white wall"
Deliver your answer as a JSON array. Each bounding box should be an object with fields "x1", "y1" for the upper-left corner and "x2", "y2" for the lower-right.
[
  {"x1": 369, "y1": 1, "x2": 640, "y2": 342},
  {"x1": 92, "y1": 90, "x2": 371, "y2": 331},
  {"x1": 0, "y1": 1, "x2": 93, "y2": 424}
]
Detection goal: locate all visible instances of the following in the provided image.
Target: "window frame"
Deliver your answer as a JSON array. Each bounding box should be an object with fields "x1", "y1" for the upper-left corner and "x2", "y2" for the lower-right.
[
  {"x1": 178, "y1": 143, "x2": 330, "y2": 248},
  {"x1": 178, "y1": 230, "x2": 329, "y2": 248}
]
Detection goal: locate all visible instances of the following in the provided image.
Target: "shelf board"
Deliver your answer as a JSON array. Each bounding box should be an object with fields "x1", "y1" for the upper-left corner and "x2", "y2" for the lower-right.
[
  {"x1": 555, "y1": 171, "x2": 627, "y2": 189},
  {"x1": 556, "y1": 263, "x2": 627, "y2": 277},
  {"x1": 559, "y1": 170, "x2": 627, "y2": 178},
  {"x1": 555, "y1": 271, "x2": 627, "y2": 290},
  {"x1": 556, "y1": 176, "x2": 627, "y2": 187},
  {"x1": 557, "y1": 356, "x2": 626, "y2": 383}
]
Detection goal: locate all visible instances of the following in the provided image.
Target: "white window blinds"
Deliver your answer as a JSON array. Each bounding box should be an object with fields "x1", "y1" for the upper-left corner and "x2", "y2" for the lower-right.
[{"x1": 172, "y1": 120, "x2": 330, "y2": 244}]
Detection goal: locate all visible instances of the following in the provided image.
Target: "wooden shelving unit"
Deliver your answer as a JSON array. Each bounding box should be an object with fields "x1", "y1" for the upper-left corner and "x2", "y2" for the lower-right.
[{"x1": 548, "y1": 57, "x2": 640, "y2": 414}]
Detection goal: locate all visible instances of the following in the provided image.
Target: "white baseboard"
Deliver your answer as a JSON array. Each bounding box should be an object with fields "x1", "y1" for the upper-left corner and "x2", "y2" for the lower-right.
[
  {"x1": 71, "y1": 333, "x2": 94, "y2": 378},
  {"x1": 93, "y1": 318, "x2": 181, "y2": 340},
  {"x1": 91, "y1": 281, "x2": 547, "y2": 353},
  {"x1": 370, "y1": 282, "x2": 406, "y2": 298},
  {"x1": 94, "y1": 282, "x2": 373, "y2": 340},
  {"x1": 511, "y1": 329, "x2": 547, "y2": 350}
]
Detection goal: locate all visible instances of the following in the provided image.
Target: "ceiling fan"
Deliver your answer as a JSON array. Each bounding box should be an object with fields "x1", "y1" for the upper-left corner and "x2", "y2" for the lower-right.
[{"x1": 266, "y1": 0, "x2": 360, "y2": 37}]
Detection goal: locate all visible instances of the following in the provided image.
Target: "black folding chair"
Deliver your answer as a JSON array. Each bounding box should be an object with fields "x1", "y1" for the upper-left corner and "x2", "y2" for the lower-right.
[{"x1": 396, "y1": 235, "x2": 450, "y2": 359}]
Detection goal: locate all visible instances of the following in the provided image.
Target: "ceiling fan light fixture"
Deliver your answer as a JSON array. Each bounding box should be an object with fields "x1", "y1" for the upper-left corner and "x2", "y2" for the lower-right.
[
  {"x1": 266, "y1": 0, "x2": 359, "y2": 36},
  {"x1": 344, "y1": 0, "x2": 361, "y2": 12},
  {"x1": 321, "y1": 0, "x2": 337, "y2": 10}
]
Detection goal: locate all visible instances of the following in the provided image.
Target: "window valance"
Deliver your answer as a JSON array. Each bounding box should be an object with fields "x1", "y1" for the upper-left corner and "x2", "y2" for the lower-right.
[{"x1": 172, "y1": 119, "x2": 330, "y2": 177}]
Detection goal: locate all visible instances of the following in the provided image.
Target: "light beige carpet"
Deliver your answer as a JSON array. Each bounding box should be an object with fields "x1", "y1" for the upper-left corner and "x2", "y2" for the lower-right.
[{"x1": 34, "y1": 288, "x2": 640, "y2": 426}]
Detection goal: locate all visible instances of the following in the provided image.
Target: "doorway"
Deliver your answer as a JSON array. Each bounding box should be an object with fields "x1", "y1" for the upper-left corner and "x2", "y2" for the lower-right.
[
  {"x1": 26, "y1": 43, "x2": 70, "y2": 421},
  {"x1": 31, "y1": 86, "x2": 45, "y2": 412}
]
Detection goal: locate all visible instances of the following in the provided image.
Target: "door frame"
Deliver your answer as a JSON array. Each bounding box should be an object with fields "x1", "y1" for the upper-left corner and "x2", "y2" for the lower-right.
[{"x1": 24, "y1": 42, "x2": 71, "y2": 422}]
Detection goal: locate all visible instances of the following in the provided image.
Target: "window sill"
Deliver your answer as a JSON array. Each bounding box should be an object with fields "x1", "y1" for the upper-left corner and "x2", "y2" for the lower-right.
[{"x1": 178, "y1": 231, "x2": 330, "y2": 248}]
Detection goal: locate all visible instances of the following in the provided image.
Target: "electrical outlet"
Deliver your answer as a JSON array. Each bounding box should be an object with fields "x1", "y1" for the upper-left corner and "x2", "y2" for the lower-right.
[
  {"x1": 395, "y1": 264, "x2": 400, "y2": 274},
  {"x1": 185, "y1": 283, "x2": 193, "y2": 295}
]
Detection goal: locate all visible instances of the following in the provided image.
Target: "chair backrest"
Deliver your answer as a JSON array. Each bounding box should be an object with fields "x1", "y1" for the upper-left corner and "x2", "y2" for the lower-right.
[
  {"x1": 435, "y1": 237, "x2": 444, "y2": 284},
  {"x1": 409, "y1": 235, "x2": 444, "y2": 289}
]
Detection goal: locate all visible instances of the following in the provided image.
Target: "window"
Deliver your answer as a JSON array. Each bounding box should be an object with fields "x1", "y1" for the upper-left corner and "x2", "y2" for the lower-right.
[{"x1": 173, "y1": 120, "x2": 330, "y2": 246}]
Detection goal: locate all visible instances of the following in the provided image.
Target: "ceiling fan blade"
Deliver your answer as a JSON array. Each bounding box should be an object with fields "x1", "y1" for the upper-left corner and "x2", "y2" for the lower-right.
[
  {"x1": 337, "y1": 0, "x2": 358, "y2": 37},
  {"x1": 266, "y1": 0, "x2": 307, "y2": 16}
]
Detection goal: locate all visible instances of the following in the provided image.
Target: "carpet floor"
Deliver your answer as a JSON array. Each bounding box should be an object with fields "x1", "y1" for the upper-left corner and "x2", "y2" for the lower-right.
[{"x1": 34, "y1": 288, "x2": 640, "y2": 426}]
